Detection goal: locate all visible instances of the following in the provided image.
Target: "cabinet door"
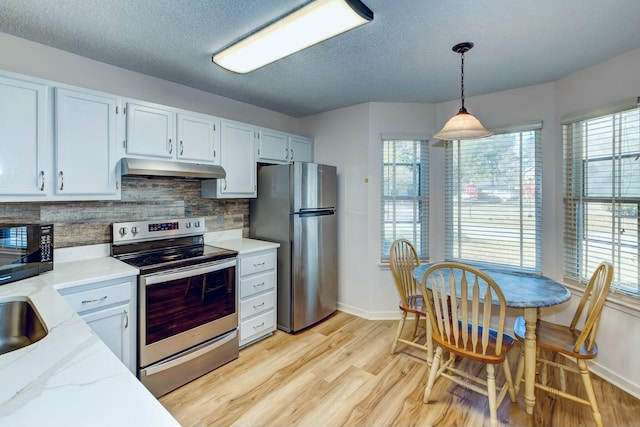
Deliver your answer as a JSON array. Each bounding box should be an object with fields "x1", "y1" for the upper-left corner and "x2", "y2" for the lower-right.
[
  {"x1": 218, "y1": 120, "x2": 256, "y2": 197},
  {"x1": 176, "y1": 113, "x2": 218, "y2": 163},
  {"x1": 55, "y1": 88, "x2": 120, "y2": 198},
  {"x1": 81, "y1": 303, "x2": 133, "y2": 372},
  {"x1": 0, "y1": 75, "x2": 50, "y2": 197},
  {"x1": 257, "y1": 128, "x2": 288, "y2": 163},
  {"x1": 125, "y1": 101, "x2": 174, "y2": 158},
  {"x1": 289, "y1": 135, "x2": 313, "y2": 163}
]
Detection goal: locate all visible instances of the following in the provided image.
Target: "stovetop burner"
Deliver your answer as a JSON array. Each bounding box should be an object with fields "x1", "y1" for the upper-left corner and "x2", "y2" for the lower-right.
[{"x1": 110, "y1": 217, "x2": 237, "y2": 274}]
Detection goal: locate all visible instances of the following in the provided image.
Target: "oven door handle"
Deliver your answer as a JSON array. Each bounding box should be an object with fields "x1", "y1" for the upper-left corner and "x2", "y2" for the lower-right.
[
  {"x1": 144, "y1": 259, "x2": 236, "y2": 286},
  {"x1": 144, "y1": 329, "x2": 237, "y2": 376}
]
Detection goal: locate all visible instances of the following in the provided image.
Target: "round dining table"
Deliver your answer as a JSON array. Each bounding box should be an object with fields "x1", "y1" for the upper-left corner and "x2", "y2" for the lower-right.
[{"x1": 412, "y1": 263, "x2": 571, "y2": 415}]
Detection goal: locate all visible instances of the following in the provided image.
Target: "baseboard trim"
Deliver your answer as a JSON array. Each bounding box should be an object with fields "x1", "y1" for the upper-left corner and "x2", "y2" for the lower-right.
[
  {"x1": 337, "y1": 303, "x2": 399, "y2": 320},
  {"x1": 591, "y1": 361, "x2": 640, "y2": 399}
]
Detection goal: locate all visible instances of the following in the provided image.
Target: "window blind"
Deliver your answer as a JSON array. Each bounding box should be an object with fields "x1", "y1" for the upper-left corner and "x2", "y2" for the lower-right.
[
  {"x1": 380, "y1": 138, "x2": 429, "y2": 261},
  {"x1": 563, "y1": 100, "x2": 640, "y2": 296},
  {"x1": 444, "y1": 125, "x2": 542, "y2": 272}
]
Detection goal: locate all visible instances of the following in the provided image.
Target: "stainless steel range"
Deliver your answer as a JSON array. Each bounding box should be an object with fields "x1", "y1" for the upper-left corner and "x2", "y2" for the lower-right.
[{"x1": 111, "y1": 217, "x2": 238, "y2": 397}]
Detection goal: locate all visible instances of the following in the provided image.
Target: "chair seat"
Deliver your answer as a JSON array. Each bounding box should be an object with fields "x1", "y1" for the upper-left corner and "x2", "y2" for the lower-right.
[
  {"x1": 399, "y1": 295, "x2": 425, "y2": 315},
  {"x1": 513, "y1": 316, "x2": 598, "y2": 359},
  {"x1": 434, "y1": 322, "x2": 515, "y2": 364}
]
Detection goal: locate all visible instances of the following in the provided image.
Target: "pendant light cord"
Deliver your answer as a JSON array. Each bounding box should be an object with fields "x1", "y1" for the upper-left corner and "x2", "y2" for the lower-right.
[{"x1": 460, "y1": 50, "x2": 466, "y2": 112}]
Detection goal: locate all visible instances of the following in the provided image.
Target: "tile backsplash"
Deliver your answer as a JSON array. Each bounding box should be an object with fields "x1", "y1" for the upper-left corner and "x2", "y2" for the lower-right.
[{"x1": 0, "y1": 176, "x2": 249, "y2": 248}]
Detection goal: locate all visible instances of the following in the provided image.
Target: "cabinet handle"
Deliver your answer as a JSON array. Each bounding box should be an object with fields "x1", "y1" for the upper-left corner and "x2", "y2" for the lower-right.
[
  {"x1": 290, "y1": 148, "x2": 294, "y2": 160},
  {"x1": 58, "y1": 171, "x2": 64, "y2": 191},
  {"x1": 81, "y1": 295, "x2": 107, "y2": 304},
  {"x1": 253, "y1": 322, "x2": 265, "y2": 330},
  {"x1": 223, "y1": 179, "x2": 227, "y2": 190},
  {"x1": 253, "y1": 302, "x2": 265, "y2": 309},
  {"x1": 124, "y1": 308, "x2": 129, "y2": 329},
  {"x1": 253, "y1": 262, "x2": 266, "y2": 268},
  {"x1": 168, "y1": 138, "x2": 173, "y2": 154},
  {"x1": 40, "y1": 171, "x2": 45, "y2": 191},
  {"x1": 285, "y1": 147, "x2": 289, "y2": 159},
  {"x1": 180, "y1": 140, "x2": 184, "y2": 155},
  {"x1": 253, "y1": 282, "x2": 265, "y2": 288}
]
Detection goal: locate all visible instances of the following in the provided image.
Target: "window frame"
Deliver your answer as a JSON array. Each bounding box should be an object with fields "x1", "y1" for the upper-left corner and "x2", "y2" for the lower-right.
[
  {"x1": 562, "y1": 97, "x2": 640, "y2": 297},
  {"x1": 380, "y1": 136, "x2": 429, "y2": 262},
  {"x1": 444, "y1": 123, "x2": 543, "y2": 272}
]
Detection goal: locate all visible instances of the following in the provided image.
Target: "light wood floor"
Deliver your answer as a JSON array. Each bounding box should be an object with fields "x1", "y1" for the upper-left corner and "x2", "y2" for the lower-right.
[{"x1": 160, "y1": 311, "x2": 639, "y2": 427}]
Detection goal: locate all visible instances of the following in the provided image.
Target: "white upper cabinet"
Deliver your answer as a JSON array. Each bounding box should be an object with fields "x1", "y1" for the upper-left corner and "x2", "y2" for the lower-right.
[
  {"x1": 54, "y1": 87, "x2": 120, "y2": 199},
  {"x1": 256, "y1": 127, "x2": 313, "y2": 164},
  {"x1": 125, "y1": 101, "x2": 175, "y2": 159},
  {"x1": 125, "y1": 100, "x2": 219, "y2": 164},
  {"x1": 176, "y1": 112, "x2": 219, "y2": 163},
  {"x1": 202, "y1": 119, "x2": 256, "y2": 198},
  {"x1": 0, "y1": 75, "x2": 50, "y2": 198},
  {"x1": 288, "y1": 134, "x2": 313, "y2": 163},
  {"x1": 257, "y1": 128, "x2": 289, "y2": 163}
]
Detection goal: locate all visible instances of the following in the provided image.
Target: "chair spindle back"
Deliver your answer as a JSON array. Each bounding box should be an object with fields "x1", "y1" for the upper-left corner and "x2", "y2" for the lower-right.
[
  {"x1": 390, "y1": 239, "x2": 420, "y2": 307},
  {"x1": 570, "y1": 261, "x2": 614, "y2": 353},
  {"x1": 422, "y1": 262, "x2": 508, "y2": 358}
]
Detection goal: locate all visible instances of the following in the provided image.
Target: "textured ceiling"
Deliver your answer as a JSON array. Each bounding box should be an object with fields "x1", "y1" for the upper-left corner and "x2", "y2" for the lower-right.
[{"x1": 2, "y1": 0, "x2": 640, "y2": 118}]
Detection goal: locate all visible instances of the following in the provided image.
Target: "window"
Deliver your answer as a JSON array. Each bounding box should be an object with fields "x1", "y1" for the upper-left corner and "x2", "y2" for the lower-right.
[
  {"x1": 445, "y1": 124, "x2": 542, "y2": 271},
  {"x1": 563, "y1": 98, "x2": 640, "y2": 296},
  {"x1": 380, "y1": 137, "x2": 428, "y2": 261}
]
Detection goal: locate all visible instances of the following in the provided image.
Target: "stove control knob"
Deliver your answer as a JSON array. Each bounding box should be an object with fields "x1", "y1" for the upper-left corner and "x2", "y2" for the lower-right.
[
  {"x1": 185, "y1": 222, "x2": 192, "y2": 229},
  {"x1": 119, "y1": 227, "x2": 128, "y2": 236},
  {"x1": 131, "y1": 226, "x2": 140, "y2": 234}
]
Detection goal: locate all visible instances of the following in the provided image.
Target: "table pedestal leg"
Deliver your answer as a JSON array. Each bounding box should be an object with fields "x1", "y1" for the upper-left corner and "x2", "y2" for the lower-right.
[{"x1": 523, "y1": 307, "x2": 537, "y2": 415}]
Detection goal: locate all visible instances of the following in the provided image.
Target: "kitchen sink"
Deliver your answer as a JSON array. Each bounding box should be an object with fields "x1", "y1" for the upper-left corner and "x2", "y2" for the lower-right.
[{"x1": 0, "y1": 299, "x2": 47, "y2": 355}]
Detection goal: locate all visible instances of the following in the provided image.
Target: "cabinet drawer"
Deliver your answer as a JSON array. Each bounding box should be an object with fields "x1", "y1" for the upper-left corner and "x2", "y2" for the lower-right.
[
  {"x1": 240, "y1": 251, "x2": 275, "y2": 276},
  {"x1": 240, "y1": 271, "x2": 275, "y2": 298},
  {"x1": 62, "y1": 281, "x2": 131, "y2": 314},
  {"x1": 240, "y1": 290, "x2": 275, "y2": 321},
  {"x1": 239, "y1": 309, "x2": 275, "y2": 342}
]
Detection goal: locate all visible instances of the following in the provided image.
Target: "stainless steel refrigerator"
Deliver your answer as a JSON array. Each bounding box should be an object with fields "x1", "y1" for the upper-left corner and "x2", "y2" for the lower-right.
[{"x1": 249, "y1": 162, "x2": 337, "y2": 333}]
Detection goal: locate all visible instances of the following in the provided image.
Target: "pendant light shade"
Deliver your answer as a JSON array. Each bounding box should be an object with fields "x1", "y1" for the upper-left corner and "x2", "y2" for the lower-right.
[{"x1": 433, "y1": 42, "x2": 492, "y2": 140}]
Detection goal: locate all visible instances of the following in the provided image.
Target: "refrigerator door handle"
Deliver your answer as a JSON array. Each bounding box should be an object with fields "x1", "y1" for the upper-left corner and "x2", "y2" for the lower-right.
[{"x1": 297, "y1": 209, "x2": 335, "y2": 217}]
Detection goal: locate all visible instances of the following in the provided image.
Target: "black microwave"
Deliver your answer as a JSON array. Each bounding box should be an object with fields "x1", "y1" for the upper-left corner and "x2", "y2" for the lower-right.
[{"x1": 0, "y1": 224, "x2": 53, "y2": 286}]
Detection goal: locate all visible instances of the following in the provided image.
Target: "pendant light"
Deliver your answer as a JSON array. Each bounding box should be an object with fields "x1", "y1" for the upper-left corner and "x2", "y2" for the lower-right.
[{"x1": 433, "y1": 42, "x2": 493, "y2": 140}]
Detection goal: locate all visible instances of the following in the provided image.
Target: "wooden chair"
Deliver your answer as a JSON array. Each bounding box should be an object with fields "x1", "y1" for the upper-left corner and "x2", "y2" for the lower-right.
[
  {"x1": 513, "y1": 261, "x2": 613, "y2": 427},
  {"x1": 421, "y1": 262, "x2": 516, "y2": 427},
  {"x1": 389, "y1": 239, "x2": 432, "y2": 362}
]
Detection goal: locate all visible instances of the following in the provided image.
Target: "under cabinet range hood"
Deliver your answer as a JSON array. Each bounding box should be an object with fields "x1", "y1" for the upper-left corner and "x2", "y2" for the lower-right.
[{"x1": 120, "y1": 158, "x2": 226, "y2": 179}]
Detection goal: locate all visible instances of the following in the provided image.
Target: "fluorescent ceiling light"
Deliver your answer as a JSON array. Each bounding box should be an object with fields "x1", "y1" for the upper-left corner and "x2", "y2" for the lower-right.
[{"x1": 213, "y1": 0, "x2": 373, "y2": 74}]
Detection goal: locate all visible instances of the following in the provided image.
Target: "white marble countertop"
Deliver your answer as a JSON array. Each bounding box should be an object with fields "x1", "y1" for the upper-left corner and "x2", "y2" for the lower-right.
[
  {"x1": 205, "y1": 230, "x2": 280, "y2": 254},
  {"x1": 0, "y1": 232, "x2": 279, "y2": 427},
  {"x1": 0, "y1": 257, "x2": 181, "y2": 427}
]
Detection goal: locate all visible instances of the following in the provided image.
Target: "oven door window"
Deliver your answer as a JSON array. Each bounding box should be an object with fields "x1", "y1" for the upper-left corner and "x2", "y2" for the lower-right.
[{"x1": 145, "y1": 265, "x2": 236, "y2": 345}]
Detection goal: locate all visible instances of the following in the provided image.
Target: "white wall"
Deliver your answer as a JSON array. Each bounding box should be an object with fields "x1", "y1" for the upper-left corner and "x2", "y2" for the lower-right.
[
  {"x1": 301, "y1": 48, "x2": 640, "y2": 398},
  {"x1": 0, "y1": 33, "x2": 300, "y2": 133}
]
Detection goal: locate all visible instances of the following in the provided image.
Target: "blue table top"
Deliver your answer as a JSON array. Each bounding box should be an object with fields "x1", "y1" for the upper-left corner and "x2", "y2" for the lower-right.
[{"x1": 413, "y1": 264, "x2": 571, "y2": 308}]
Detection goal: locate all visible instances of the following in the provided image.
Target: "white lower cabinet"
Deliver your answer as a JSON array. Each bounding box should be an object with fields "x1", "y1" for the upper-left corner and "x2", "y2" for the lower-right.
[
  {"x1": 59, "y1": 276, "x2": 136, "y2": 373},
  {"x1": 238, "y1": 249, "x2": 277, "y2": 347}
]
